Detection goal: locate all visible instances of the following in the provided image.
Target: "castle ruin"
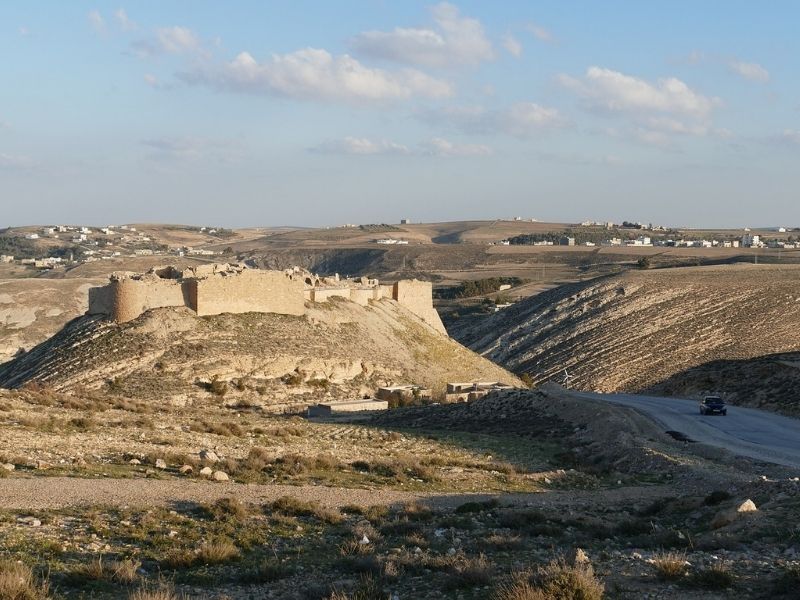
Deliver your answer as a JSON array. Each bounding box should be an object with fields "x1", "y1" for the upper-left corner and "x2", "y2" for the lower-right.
[{"x1": 87, "y1": 263, "x2": 446, "y2": 334}]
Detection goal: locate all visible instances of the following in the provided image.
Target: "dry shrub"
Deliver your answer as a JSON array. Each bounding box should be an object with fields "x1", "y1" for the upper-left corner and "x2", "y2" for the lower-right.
[
  {"x1": 111, "y1": 558, "x2": 141, "y2": 583},
  {"x1": 202, "y1": 497, "x2": 248, "y2": 521},
  {"x1": 445, "y1": 553, "x2": 493, "y2": 589},
  {"x1": 327, "y1": 573, "x2": 385, "y2": 600},
  {"x1": 196, "y1": 539, "x2": 240, "y2": 565},
  {"x1": 270, "y1": 496, "x2": 343, "y2": 524},
  {"x1": 339, "y1": 538, "x2": 374, "y2": 557},
  {"x1": 651, "y1": 551, "x2": 688, "y2": 581},
  {"x1": 493, "y1": 561, "x2": 604, "y2": 600},
  {"x1": 128, "y1": 582, "x2": 184, "y2": 600},
  {"x1": 483, "y1": 533, "x2": 524, "y2": 550},
  {"x1": 689, "y1": 563, "x2": 733, "y2": 589},
  {"x1": 0, "y1": 560, "x2": 50, "y2": 600}
]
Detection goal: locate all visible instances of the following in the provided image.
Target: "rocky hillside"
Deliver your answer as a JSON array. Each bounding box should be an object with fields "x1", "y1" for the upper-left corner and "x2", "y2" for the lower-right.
[
  {"x1": 450, "y1": 264, "x2": 800, "y2": 402},
  {"x1": 0, "y1": 297, "x2": 519, "y2": 410},
  {"x1": 0, "y1": 277, "x2": 103, "y2": 364}
]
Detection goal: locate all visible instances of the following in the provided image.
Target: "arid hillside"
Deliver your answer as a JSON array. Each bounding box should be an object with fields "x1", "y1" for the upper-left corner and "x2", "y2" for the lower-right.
[
  {"x1": 0, "y1": 277, "x2": 104, "y2": 364},
  {"x1": 0, "y1": 297, "x2": 519, "y2": 409},
  {"x1": 450, "y1": 264, "x2": 800, "y2": 402}
]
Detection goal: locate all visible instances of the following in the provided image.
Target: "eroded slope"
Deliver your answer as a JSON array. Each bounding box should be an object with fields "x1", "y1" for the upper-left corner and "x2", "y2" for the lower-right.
[
  {"x1": 0, "y1": 297, "x2": 519, "y2": 408},
  {"x1": 450, "y1": 264, "x2": 800, "y2": 400}
]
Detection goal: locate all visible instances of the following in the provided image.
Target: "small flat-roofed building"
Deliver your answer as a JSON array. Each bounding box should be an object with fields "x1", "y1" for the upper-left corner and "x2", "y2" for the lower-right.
[
  {"x1": 307, "y1": 399, "x2": 389, "y2": 417},
  {"x1": 445, "y1": 381, "x2": 513, "y2": 403}
]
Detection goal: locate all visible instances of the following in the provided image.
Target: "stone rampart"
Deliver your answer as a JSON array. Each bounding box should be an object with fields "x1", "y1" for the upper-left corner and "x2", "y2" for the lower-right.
[
  {"x1": 192, "y1": 269, "x2": 304, "y2": 317},
  {"x1": 392, "y1": 280, "x2": 446, "y2": 334},
  {"x1": 87, "y1": 264, "x2": 447, "y2": 335}
]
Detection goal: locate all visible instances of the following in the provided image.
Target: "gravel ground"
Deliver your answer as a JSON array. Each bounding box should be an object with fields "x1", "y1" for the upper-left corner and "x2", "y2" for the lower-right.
[{"x1": 0, "y1": 476, "x2": 677, "y2": 511}]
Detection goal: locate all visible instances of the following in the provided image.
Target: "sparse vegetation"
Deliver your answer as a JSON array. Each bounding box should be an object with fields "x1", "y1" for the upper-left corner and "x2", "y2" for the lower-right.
[{"x1": 651, "y1": 551, "x2": 688, "y2": 581}]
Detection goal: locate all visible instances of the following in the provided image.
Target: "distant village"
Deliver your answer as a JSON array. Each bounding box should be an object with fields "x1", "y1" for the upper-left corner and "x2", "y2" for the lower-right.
[
  {"x1": 0, "y1": 224, "x2": 222, "y2": 270},
  {"x1": 493, "y1": 219, "x2": 800, "y2": 250}
]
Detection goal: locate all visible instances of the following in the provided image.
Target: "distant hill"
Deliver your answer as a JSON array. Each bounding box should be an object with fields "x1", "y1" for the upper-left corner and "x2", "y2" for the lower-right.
[
  {"x1": 0, "y1": 298, "x2": 520, "y2": 409},
  {"x1": 449, "y1": 264, "x2": 800, "y2": 408}
]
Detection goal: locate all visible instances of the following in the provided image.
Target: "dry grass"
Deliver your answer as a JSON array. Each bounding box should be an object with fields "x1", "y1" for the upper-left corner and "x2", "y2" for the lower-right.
[
  {"x1": 445, "y1": 553, "x2": 493, "y2": 589},
  {"x1": 493, "y1": 561, "x2": 604, "y2": 600},
  {"x1": 0, "y1": 560, "x2": 50, "y2": 600},
  {"x1": 270, "y1": 496, "x2": 343, "y2": 524},
  {"x1": 128, "y1": 582, "x2": 184, "y2": 600},
  {"x1": 651, "y1": 551, "x2": 688, "y2": 581},
  {"x1": 688, "y1": 563, "x2": 733, "y2": 589}
]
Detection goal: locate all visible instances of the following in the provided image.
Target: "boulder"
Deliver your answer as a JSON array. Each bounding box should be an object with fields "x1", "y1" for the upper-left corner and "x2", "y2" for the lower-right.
[
  {"x1": 154, "y1": 458, "x2": 167, "y2": 470},
  {"x1": 711, "y1": 498, "x2": 758, "y2": 529},
  {"x1": 212, "y1": 470, "x2": 229, "y2": 481},
  {"x1": 199, "y1": 449, "x2": 219, "y2": 463},
  {"x1": 179, "y1": 465, "x2": 193, "y2": 474},
  {"x1": 199, "y1": 466, "x2": 213, "y2": 476},
  {"x1": 1, "y1": 463, "x2": 14, "y2": 472}
]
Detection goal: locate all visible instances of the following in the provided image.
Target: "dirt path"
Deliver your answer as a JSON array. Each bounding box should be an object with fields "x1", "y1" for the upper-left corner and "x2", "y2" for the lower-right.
[{"x1": 0, "y1": 476, "x2": 676, "y2": 511}]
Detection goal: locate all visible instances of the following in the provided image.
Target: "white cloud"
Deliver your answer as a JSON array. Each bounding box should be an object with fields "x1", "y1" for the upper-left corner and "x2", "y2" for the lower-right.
[
  {"x1": 132, "y1": 26, "x2": 204, "y2": 58},
  {"x1": 559, "y1": 67, "x2": 720, "y2": 118},
  {"x1": 779, "y1": 129, "x2": 800, "y2": 145},
  {"x1": 309, "y1": 136, "x2": 491, "y2": 157},
  {"x1": 156, "y1": 26, "x2": 201, "y2": 54},
  {"x1": 0, "y1": 153, "x2": 36, "y2": 170},
  {"x1": 141, "y1": 136, "x2": 240, "y2": 162},
  {"x1": 728, "y1": 60, "x2": 769, "y2": 83},
  {"x1": 502, "y1": 34, "x2": 522, "y2": 58},
  {"x1": 421, "y1": 102, "x2": 567, "y2": 137},
  {"x1": 310, "y1": 137, "x2": 411, "y2": 156},
  {"x1": 180, "y1": 48, "x2": 453, "y2": 104},
  {"x1": 114, "y1": 8, "x2": 136, "y2": 31},
  {"x1": 421, "y1": 137, "x2": 492, "y2": 157},
  {"x1": 350, "y1": 2, "x2": 493, "y2": 68},
  {"x1": 526, "y1": 23, "x2": 555, "y2": 44},
  {"x1": 88, "y1": 10, "x2": 106, "y2": 34}
]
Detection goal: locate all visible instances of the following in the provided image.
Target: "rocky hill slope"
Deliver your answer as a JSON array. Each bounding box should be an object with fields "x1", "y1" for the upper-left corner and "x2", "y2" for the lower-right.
[
  {"x1": 0, "y1": 277, "x2": 103, "y2": 364},
  {"x1": 0, "y1": 297, "x2": 519, "y2": 410},
  {"x1": 449, "y1": 264, "x2": 800, "y2": 404}
]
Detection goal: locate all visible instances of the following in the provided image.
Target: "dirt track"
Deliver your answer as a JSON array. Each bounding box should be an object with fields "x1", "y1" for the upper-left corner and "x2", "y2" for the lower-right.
[{"x1": 0, "y1": 477, "x2": 674, "y2": 511}]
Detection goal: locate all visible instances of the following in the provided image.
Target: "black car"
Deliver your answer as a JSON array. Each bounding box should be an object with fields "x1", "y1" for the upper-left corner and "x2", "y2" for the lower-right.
[{"x1": 699, "y1": 396, "x2": 727, "y2": 416}]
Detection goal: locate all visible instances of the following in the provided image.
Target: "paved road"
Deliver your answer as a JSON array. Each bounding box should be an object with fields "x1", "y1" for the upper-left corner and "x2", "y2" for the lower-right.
[{"x1": 571, "y1": 391, "x2": 800, "y2": 469}]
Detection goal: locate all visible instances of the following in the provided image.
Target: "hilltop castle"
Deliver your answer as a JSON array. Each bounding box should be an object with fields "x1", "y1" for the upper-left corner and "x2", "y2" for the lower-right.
[{"x1": 87, "y1": 263, "x2": 446, "y2": 334}]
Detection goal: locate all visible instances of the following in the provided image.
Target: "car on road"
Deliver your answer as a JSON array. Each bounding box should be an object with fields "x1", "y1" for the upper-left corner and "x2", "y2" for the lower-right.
[{"x1": 700, "y1": 395, "x2": 727, "y2": 416}]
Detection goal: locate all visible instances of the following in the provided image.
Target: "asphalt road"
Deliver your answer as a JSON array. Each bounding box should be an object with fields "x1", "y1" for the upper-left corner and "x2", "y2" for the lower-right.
[{"x1": 571, "y1": 391, "x2": 800, "y2": 469}]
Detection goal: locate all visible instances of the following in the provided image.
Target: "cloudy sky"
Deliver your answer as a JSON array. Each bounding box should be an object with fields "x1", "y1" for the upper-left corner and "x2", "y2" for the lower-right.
[{"x1": 1, "y1": 1, "x2": 798, "y2": 227}]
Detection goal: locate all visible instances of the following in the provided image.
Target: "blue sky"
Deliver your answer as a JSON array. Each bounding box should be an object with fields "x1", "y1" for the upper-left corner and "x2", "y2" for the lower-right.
[{"x1": 1, "y1": 1, "x2": 798, "y2": 228}]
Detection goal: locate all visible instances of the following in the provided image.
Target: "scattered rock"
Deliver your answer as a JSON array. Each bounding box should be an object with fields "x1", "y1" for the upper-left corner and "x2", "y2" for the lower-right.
[
  {"x1": 711, "y1": 499, "x2": 758, "y2": 529},
  {"x1": 1, "y1": 463, "x2": 14, "y2": 472},
  {"x1": 199, "y1": 466, "x2": 213, "y2": 477},
  {"x1": 212, "y1": 470, "x2": 229, "y2": 481},
  {"x1": 129, "y1": 458, "x2": 141, "y2": 465},
  {"x1": 154, "y1": 458, "x2": 167, "y2": 469},
  {"x1": 17, "y1": 516, "x2": 41, "y2": 527},
  {"x1": 737, "y1": 499, "x2": 758, "y2": 513},
  {"x1": 200, "y1": 449, "x2": 219, "y2": 463},
  {"x1": 179, "y1": 465, "x2": 193, "y2": 474}
]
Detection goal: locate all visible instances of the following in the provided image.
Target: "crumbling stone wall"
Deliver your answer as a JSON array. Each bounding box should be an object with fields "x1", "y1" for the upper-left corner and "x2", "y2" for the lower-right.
[
  {"x1": 192, "y1": 269, "x2": 304, "y2": 317},
  {"x1": 87, "y1": 264, "x2": 447, "y2": 335},
  {"x1": 393, "y1": 280, "x2": 447, "y2": 334},
  {"x1": 111, "y1": 277, "x2": 187, "y2": 323}
]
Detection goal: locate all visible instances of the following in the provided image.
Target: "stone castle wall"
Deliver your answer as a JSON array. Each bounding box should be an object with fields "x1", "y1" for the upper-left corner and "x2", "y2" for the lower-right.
[
  {"x1": 192, "y1": 269, "x2": 304, "y2": 317},
  {"x1": 393, "y1": 280, "x2": 446, "y2": 334},
  {"x1": 88, "y1": 265, "x2": 445, "y2": 334}
]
